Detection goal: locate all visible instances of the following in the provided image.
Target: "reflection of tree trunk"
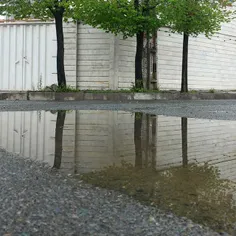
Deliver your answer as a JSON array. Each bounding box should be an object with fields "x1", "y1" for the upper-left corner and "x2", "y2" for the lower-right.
[
  {"x1": 151, "y1": 115, "x2": 157, "y2": 169},
  {"x1": 135, "y1": 113, "x2": 143, "y2": 168},
  {"x1": 149, "y1": 115, "x2": 157, "y2": 199},
  {"x1": 181, "y1": 117, "x2": 188, "y2": 167},
  {"x1": 145, "y1": 114, "x2": 150, "y2": 167},
  {"x1": 53, "y1": 111, "x2": 66, "y2": 169}
]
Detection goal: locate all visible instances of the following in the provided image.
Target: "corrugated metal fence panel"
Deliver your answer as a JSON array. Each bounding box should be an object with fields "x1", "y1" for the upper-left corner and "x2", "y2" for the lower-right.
[{"x1": 0, "y1": 23, "x2": 57, "y2": 90}]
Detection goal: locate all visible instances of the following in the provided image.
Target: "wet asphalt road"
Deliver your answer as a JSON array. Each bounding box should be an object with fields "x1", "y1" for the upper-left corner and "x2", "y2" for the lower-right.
[{"x1": 0, "y1": 100, "x2": 235, "y2": 120}]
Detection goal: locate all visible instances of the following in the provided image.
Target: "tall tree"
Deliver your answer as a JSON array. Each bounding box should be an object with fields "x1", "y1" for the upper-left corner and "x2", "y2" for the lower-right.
[
  {"x1": 0, "y1": 0, "x2": 72, "y2": 87},
  {"x1": 134, "y1": 0, "x2": 145, "y2": 88},
  {"x1": 73, "y1": 0, "x2": 166, "y2": 88},
  {"x1": 164, "y1": 0, "x2": 233, "y2": 92}
]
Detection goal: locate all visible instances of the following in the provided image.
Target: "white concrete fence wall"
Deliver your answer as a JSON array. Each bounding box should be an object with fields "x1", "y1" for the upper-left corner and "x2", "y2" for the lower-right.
[
  {"x1": 72, "y1": 19, "x2": 236, "y2": 91},
  {"x1": 157, "y1": 21, "x2": 236, "y2": 90},
  {"x1": 75, "y1": 23, "x2": 135, "y2": 90},
  {"x1": 1, "y1": 18, "x2": 236, "y2": 91}
]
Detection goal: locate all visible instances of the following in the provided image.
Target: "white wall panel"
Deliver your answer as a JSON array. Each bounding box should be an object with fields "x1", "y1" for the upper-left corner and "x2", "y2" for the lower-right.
[{"x1": 0, "y1": 22, "x2": 57, "y2": 90}]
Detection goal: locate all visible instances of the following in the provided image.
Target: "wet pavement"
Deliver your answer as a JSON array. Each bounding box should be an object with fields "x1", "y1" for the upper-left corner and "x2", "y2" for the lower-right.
[
  {"x1": 1, "y1": 100, "x2": 236, "y2": 120},
  {"x1": 0, "y1": 109, "x2": 236, "y2": 234}
]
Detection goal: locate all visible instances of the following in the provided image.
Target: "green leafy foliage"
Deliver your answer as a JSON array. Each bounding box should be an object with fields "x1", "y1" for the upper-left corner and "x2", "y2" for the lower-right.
[
  {"x1": 72, "y1": 0, "x2": 234, "y2": 39},
  {"x1": 209, "y1": 88, "x2": 216, "y2": 93},
  {"x1": 162, "y1": 0, "x2": 234, "y2": 92},
  {"x1": 73, "y1": 0, "x2": 167, "y2": 38},
  {"x1": 0, "y1": 0, "x2": 72, "y2": 20},
  {"x1": 55, "y1": 85, "x2": 80, "y2": 92},
  {"x1": 162, "y1": 0, "x2": 234, "y2": 37}
]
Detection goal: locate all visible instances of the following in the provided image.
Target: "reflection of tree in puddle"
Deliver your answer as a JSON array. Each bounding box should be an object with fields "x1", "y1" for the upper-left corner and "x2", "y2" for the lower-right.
[
  {"x1": 81, "y1": 162, "x2": 236, "y2": 233},
  {"x1": 134, "y1": 113, "x2": 143, "y2": 168},
  {"x1": 182, "y1": 117, "x2": 188, "y2": 167},
  {"x1": 134, "y1": 113, "x2": 157, "y2": 169},
  {"x1": 81, "y1": 114, "x2": 236, "y2": 234},
  {"x1": 53, "y1": 111, "x2": 66, "y2": 169}
]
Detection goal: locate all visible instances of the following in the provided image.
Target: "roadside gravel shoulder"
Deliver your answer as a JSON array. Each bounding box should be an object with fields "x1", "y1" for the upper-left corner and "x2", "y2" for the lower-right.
[{"x1": 0, "y1": 149, "x2": 224, "y2": 236}]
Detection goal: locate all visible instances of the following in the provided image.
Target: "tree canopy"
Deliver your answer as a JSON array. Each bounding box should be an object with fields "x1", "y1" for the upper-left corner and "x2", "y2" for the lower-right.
[
  {"x1": 160, "y1": 0, "x2": 234, "y2": 92},
  {"x1": 1, "y1": 0, "x2": 234, "y2": 90},
  {"x1": 163, "y1": 0, "x2": 234, "y2": 37},
  {"x1": 73, "y1": 0, "x2": 167, "y2": 38},
  {"x1": 0, "y1": 0, "x2": 73, "y2": 20}
]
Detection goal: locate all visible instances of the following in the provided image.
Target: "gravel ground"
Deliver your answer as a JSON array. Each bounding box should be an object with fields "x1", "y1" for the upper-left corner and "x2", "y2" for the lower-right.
[
  {"x1": 0, "y1": 100, "x2": 236, "y2": 120},
  {"x1": 0, "y1": 149, "x2": 225, "y2": 236},
  {"x1": 0, "y1": 100, "x2": 235, "y2": 235}
]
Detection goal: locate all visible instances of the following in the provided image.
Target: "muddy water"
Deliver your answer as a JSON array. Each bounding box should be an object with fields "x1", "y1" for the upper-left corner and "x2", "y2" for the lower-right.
[{"x1": 0, "y1": 110, "x2": 236, "y2": 233}]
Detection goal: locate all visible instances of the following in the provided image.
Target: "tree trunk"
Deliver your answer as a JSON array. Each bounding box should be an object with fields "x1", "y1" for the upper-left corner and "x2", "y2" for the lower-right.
[
  {"x1": 134, "y1": 113, "x2": 143, "y2": 168},
  {"x1": 181, "y1": 117, "x2": 188, "y2": 167},
  {"x1": 54, "y1": 9, "x2": 66, "y2": 87},
  {"x1": 135, "y1": 31, "x2": 144, "y2": 88},
  {"x1": 152, "y1": 31, "x2": 157, "y2": 90},
  {"x1": 53, "y1": 111, "x2": 66, "y2": 169},
  {"x1": 146, "y1": 32, "x2": 151, "y2": 90},
  {"x1": 181, "y1": 33, "x2": 189, "y2": 93},
  {"x1": 134, "y1": 0, "x2": 144, "y2": 89}
]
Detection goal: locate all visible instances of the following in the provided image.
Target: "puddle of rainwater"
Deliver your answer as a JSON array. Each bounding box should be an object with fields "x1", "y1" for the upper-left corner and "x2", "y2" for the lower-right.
[{"x1": 0, "y1": 110, "x2": 236, "y2": 233}]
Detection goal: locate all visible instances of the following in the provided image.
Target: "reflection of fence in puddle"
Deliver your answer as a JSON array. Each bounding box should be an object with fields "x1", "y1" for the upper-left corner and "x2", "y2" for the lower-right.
[
  {"x1": 0, "y1": 111, "x2": 56, "y2": 166},
  {"x1": 1, "y1": 111, "x2": 236, "y2": 182},
  {"x1": 60, "y1": 111, "x2": 136, "y2": 174},
  {"x1": 61, "y1": 111, "x2": 236, "y2": 182}
]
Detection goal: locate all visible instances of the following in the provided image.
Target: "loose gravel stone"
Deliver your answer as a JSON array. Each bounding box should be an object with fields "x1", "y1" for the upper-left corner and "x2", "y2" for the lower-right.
[
  {"x1": 0, "y1": 149, "x2": 224, "y2": 236},
  {"x1": 0, "y1": 100, "x2": 235, "y2": 235}
]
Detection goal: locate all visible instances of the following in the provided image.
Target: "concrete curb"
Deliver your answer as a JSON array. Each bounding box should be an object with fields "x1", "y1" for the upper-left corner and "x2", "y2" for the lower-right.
[{"x1": 1, "y1": 91, "x2": 236, "y2": 101}]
